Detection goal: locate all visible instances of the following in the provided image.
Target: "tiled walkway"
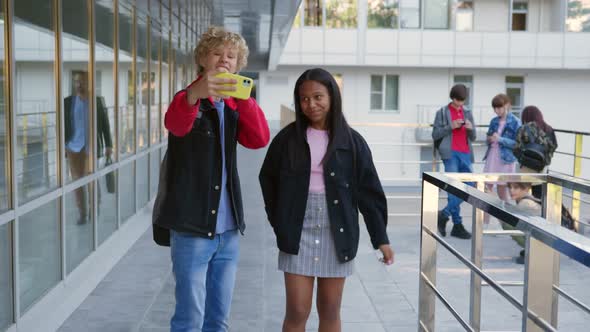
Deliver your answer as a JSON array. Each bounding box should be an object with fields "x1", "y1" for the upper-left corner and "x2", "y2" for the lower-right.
[{"x1": 58, "y1": 144, "x2": 590, "y2": 332}]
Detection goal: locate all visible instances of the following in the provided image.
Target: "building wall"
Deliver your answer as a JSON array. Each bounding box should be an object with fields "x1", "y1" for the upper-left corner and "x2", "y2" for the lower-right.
[{"x1": 258, "y1": 66, "x2": 590, "y2": 181}]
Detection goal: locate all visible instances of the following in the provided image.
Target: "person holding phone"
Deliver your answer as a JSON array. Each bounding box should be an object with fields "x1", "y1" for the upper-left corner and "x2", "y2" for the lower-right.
[
  {"x1": 152, "y1": 26, "x2": 270, "y2": 332},
  {"x1": 259, "y1": 68, "x2": 394, "y2": 331},
  {"x1": 432, "y1": 84, "x2": 476, "y2": 239}
]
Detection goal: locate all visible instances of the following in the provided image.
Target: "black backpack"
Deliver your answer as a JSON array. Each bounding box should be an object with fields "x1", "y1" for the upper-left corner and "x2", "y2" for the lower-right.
[{"x1": 518, "y1": 125, "x2": 549, "y2": 171}]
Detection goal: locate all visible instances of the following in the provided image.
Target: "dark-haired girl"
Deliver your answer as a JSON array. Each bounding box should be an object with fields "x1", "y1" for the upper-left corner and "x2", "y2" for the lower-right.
[{"x1": 259, "y1": 68, "x2": 394, "y2": 332}]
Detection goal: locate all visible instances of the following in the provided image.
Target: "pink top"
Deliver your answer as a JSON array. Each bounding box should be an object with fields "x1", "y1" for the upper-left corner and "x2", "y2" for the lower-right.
[{"x1": 307, "y1": 127, "x2": 329, "y2": 193}]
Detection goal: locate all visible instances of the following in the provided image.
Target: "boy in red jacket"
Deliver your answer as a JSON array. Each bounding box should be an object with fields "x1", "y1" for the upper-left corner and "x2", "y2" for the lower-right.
[{"x1": 153, "y1": 26, "x2": 269, "y2": 332}]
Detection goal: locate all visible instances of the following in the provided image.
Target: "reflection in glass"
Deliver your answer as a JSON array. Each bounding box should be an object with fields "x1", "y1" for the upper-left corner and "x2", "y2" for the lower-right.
[
  {"x1": 150, "y1": 150, "x2": 160, "y2": 199},
  {"x1": 137, "y1": 155, "x2": 149, "y2": 208},
  {"x1": 98, "y1": 171, "x2": 117, "y2": 245},
  {"x1": 0, "y1": 3, "x2": 8, "y2": 212},
  {"x1": 96, "y1": 0, "x2": 117, "y2": 168},
  {"x1": 137, "y1": 17, "x2": 149, "y2": 150},
  {"x1": 19, "y1": 199, "x2": 60, "y2": 314},
  {"x1": 424, "y1": 0, "x2": 449, "y2": 29},
  {"x1": 304, "y1": 0, "x2": 322, "y2": 26},
  {"x1": 368, "y1": 0, "x2": 398, "y2": 28},
  {"x1": 150, "y1": 26, "x2": 161, "y2": 145},
  {"x1": 567, "y1": 0, "x2": 590, "y2": 32},
  {"x1": 0, "y1": 223, "x2": 12, "y2": 329},
  {"x1": 456, "y1": 1, "x2": 473, "y2": 31},
  {"x1": 326, "y1": 0, "x2": 357, "y2": 28},
  {"x1": 15, "y1": 0, "x2": 58, "y2": 203},
  {"x1": 161, "y1": 33, "x2": 170, "y2": 140},
  {"x1": 65, "y1": 183, "x2": 94, "y2": 274},
  {"x1": 119, "y1": 4, "x2": 135, "y2": 158},
  {"x1": 120, "y1": 162, "x2": 135, "y2": 223},
  {"x1": 63, "y1": 0, "x2": 93, "y2": 186},
  {"x1": 400, "y1": 0, "x2": 421, "y2": 28}
]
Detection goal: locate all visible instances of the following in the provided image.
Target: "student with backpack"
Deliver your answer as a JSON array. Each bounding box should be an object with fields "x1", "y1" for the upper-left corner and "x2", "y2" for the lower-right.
[
  {"x1": 513, "y1": 106, "x2": 557, "y2": 199},
  {"x1": 432, "y1": 84, "x2": 476, "y2": 239}
]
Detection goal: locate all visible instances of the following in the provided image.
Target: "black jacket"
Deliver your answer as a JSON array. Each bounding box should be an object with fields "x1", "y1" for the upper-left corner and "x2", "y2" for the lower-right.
[
  {"x1": 152, "y1": 91, "x2": 269, "y2": 246},
  {"x1": 259, "y1": 123, "x2": 389, "y2": 263},
  {"x1": 64, "y1": 95, "x2": 113, "y2": 157}
]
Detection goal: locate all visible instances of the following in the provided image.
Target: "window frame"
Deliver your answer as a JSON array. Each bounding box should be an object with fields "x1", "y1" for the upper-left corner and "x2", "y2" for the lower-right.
[
  {"x1": 453, "y1": 75, "x2": 474, "y2": 111},
  {"x1": 369, "y1": 74, "x2": 400, "y2": 113},
  {"x1": 505, "y1": 76, "x2": 525, "y2": 116}
]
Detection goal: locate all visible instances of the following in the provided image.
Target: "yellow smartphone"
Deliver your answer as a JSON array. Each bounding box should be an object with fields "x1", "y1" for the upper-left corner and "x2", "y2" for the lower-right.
[{"x1": 214, "y1": 72, "x2": 254, "y2": 100}]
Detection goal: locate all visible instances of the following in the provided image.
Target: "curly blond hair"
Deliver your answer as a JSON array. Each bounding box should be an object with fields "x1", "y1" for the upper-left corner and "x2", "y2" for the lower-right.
[{"x1": 194, "y1": 26, "x2": 249, "y2": 74}]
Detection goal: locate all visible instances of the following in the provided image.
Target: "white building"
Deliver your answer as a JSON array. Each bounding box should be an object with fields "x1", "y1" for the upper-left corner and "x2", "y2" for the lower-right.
[{"x1": 258, "y1": 0, "x2": 590, "y2": 183}]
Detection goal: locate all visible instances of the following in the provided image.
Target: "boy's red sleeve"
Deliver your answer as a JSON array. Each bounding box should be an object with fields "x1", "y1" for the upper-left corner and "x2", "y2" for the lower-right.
[
  {"x1": 234, "y1": 98, "x2": 270, "y2": 149},
  {"x1": 164, "y1": 89, "x2": 200, "y2": 137}
]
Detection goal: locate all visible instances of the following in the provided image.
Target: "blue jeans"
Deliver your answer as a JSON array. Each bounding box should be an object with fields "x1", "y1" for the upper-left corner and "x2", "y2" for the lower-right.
[
  {"x1": 442, "y1": 151, "x2": 473, "y2": 225},
  {"x1": 170, "y1": 229, "x2": 240, "y2": 332}
]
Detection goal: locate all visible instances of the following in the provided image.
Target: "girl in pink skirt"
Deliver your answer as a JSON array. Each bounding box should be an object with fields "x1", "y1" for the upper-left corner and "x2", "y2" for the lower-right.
[{"x1": 483, "y1": 94, "x2": 522, "y2": 223}]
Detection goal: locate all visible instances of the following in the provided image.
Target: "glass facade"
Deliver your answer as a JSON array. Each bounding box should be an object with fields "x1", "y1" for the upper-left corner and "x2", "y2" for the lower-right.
[
  {"x1": 325, "y1": 0, "x2": 357, "y2": 28},
  {"x1": 0, "y1": 223, "x2": 12, "y2": 330},
  {"x1": 368, "y1": 0, "x2": 398, "y2": 29},
  {"x1": 0, "y1": 0, "x2": 200, "y2": 326},
  {"x1": 567, "y1": 0, "x2": 590, "y2": 32}
]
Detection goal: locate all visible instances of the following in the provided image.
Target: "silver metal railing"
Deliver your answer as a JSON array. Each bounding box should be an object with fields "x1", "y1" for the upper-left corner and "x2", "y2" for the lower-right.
[{"x1": 419, "y1": 172, "x2": 590, "y2": 332}]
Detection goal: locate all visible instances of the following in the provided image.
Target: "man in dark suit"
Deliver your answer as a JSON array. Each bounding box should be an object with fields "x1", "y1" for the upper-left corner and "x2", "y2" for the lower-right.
[{"x1": 64, "y1": 71, "x2": 113, "y2": 224}]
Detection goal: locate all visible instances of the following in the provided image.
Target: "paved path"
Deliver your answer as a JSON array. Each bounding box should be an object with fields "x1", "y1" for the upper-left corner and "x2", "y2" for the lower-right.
[{"x1": 58, "y1": 141, "x2": 590, "y2": 332}]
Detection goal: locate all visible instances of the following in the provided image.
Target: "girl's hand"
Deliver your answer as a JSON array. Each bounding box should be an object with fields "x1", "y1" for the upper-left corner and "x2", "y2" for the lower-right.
[{"x1": 378, "y1": 244, "x2": 395, "y2": 265}]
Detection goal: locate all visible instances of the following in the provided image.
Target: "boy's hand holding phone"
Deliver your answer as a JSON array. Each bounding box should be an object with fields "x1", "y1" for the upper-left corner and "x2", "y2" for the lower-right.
[
  {"x1": 187, "y1": 68, "x2": 237, "y2": 105},
  {"x1": 451, "y1": 119, "x2": 465, "y2": 129}
]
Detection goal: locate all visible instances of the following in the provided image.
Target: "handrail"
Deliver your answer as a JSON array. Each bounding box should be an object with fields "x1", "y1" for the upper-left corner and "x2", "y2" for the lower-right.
[{"x1": 419, "y1": 172, "x2": 590, "y2": 331}]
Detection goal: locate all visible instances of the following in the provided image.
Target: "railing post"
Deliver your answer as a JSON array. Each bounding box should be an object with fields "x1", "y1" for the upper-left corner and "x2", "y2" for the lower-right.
[
  {"x1": 522, "y1": 182, "x2": 562, "y2": 331},
  {"x1": 418, "y1": 180, "x2": 439, "y2": 332},
  {"x1": 572, "y1": 134, "x2": 583, "y2": 231},
  {"x1": 469, "y1": 181, "x2": 485, "y2": 331}
]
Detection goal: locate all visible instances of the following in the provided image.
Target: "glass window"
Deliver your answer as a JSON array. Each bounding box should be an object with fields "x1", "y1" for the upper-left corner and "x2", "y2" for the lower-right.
[
  {"x1": 137, "y1": 155, "x2": 149, "y2": 208},
  {"x1": 400, "y1": 0, "x2": 421, "y2": 28},
  {"x1": 368, "y1": 0, "x2": 398, "y2": 29},
  {"x1": 19, "y1": 199, "x2": 60, "y2": 314},
  {"x1": 567, "y1": 0, "x2": 590, "y2": 32},
  {"x1": 150, "y1": 151, "x2": 160, "y2": 199},
  {"x1": 151, "y1": 25, "x2": 161, "y2": 145},
  {"x1": 63, "y1": 0, "x2": 92, "y2": 185},
  {"x1": 0, "y1": 2, "x2": 8, "y2": 212},
  {"x1": 120, "y1": 162, "x2": 135, "y2": 223},
  {"x1": 370, "y1": 75, "x2": 399, "y2": 111},
  {"x1": 65, "y1": 183, "x2": 94, "y2": 274},
  {"x1": 455, "y1": 0, "x2": 474, "y2": 31},
  {"x1": 326, "y1": 0, "x2": 357, "y2": 28},
  {"x1": 95, "y1": 0, "x2": 116, "y2": 168},
  {"x1": 304, "y1": 0, "x2": 323, "y2": 26},
  {"x1": 0, "y1": 222, "x2": 12, "y2": 329},
  {"x1": 424, "y1": 0, "x2": 449, "y2": 29},
  {"x1": 506, "y1": 76, "x2": 524, "y2": 114},
  {"x1": 137, "y1": 16, "x2": 149, "y2": 151},
  {"x1": 512, "y1": 1, "x2": 528, "y2": 31},
  {"x1": 293, "y1": 5, "x2": 302, "y2": 28},
  {"x1": 119, "y1": 3, "x2": 135, "y2": 159},
  {"x1": 161, "y1": 32, "x2": 170, "y2": 140},
  {"x1": 454, "y1": 75, "x2": 473, "y2": 110},
  {"x1": 97, "y1": 170, "x2": 117, "y2": 245},
  {"x1": 15, "y1": 0, "x2": 58, "y2": 203}
]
